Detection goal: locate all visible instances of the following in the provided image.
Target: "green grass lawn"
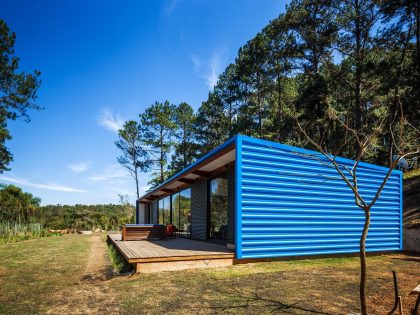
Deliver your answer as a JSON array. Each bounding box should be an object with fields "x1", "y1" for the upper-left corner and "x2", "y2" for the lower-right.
[
  {"x1": 0, "y1": 234, "x2": 91, "y2": 314},
  {"x1": 0, "y1": 234, "x2": 419, "y2": 314}
]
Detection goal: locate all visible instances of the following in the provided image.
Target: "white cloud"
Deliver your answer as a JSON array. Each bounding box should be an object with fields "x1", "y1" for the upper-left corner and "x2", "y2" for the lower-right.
[
  {"x1": 97, "y1": 108, "x2": 124, "y2": 133},
  {"x1": 67, "y1": 161, "x2": 91, "y2": 173},
  {"x1": 207, "y1": 53, "x2": 221, "y2": 88},
  {"x1": 164, "y1": 0, "x2": 180, "y2": 15},
  {"x1": 0, "y1": 175, "x2": 86, "y2": 193},
  {"x1": 190, "y1": 54, "x2": 201, "y2": 71},
  {"x1": 190, "y1": 51, "x2": 225, "y2": 89},
  {"x1": 87, "y1": 164, "x2": 128, "y2": 182}
]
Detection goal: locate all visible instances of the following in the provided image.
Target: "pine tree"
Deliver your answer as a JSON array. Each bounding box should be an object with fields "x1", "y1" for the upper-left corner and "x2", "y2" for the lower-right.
[
  {"x1": 170, "y1": 102, "x2": 198, "y2": 174},
  {"x1": 140, "y1": 101, "x2": 176, "y2": 187},
  {"x1": 115, "y1": 120, "x2": 151, "y2": 199}
]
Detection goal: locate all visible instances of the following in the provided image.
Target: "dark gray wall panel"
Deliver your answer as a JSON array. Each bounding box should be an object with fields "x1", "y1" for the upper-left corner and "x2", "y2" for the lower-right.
[
  {"x1": 228, "y1": 166, "x2": 235, "y2": 245},
  {"x1": 191, "y1": 179, "x2": 208, "y2": 241},
  {"x1": 152, "y1": 200, "x2": 158, "y2": 224}
]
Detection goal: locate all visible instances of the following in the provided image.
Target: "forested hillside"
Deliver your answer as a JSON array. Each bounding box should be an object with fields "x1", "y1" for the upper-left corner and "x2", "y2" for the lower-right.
[{"x1": 117, "y1": 0, "x2": 419, "y2": 189}]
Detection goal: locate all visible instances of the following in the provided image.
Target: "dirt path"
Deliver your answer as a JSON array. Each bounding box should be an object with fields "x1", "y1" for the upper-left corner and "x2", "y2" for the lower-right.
[{"x1": 46, "y1": 234, "x2": 120, "y2": 314}]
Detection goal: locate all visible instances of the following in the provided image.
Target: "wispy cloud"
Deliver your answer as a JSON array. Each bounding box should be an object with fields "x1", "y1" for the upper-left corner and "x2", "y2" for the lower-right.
[
  {"x1": 87, "y1": 164, "x2": 127, "y2": 182},
  {"x1": 0, "y1": 175, "x2": 86, "y2": 193},
  {"x1": 67, "y1": 161, "x2": 91, "y2": 173},
  {"x1": 190, "y1": 51, "x2": 225, "y2": 89},
  {"x1": 163, "y1": 0, "x2": 180, "y2": 15},
  {"x1": 97, "y1": 108, "x2": 124, "y2": 133}
]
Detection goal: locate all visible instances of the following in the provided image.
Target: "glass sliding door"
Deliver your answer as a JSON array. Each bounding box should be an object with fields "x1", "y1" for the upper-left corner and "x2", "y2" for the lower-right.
[
  {"x1": 171, "y1": 189, "x2": 191, "y2": 237},
  {"x1": 209, "y1": 175, "x2": 228, "y2": 242},
  {"x1": 179, "y1": 189, "x2": 191, "y2": 237},
  {"x1": 172, "y1": 193, "x2": 180, "y2": 229},
  {"x1": 158, "y1": 196, "x2": 171, "y2": 225}
]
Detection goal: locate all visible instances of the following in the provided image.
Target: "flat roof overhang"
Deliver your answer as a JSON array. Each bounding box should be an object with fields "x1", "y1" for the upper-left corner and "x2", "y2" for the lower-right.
[{"x1": 138, "y1": 135, "x2": 237, "y2": 204}]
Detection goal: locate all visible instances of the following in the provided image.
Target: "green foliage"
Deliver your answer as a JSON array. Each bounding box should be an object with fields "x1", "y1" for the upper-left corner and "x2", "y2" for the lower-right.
[
  {"x1": 0, "y1": 19, "x2": 42, "y2": 172},
  {"x1": 118, "y1": 0, "x2": 419, "y2": 196},
  {"x1": 106, "y1": 238, "x2": 133, "y2": 273},
  {"x1": 115, "y1": 120, "x2": 151, "y2": 198},
  {"x1": 0, "y1": 222, "x2": 61, "y2": 244},
  {"x1": 0, "y1": 184, "x2": 41, "y2": 223},
  {"x1": 191, "y1": 0, "x2": 419, "y2": 166},
  {"x1": 140, "y1": 101, "x2": 177, "y2": 187},
  {"x1": 169, "y1": 102, "x2": 199, "y2": 174},
  {"x1": 34, "y1": 203, "x2": 135, "y2": 231},
  {"x1": 404, "y1": 168, "x2": 420, "y2": 180}
]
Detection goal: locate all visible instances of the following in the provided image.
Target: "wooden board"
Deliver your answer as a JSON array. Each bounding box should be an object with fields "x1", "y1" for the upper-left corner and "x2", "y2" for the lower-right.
[{"x1": 108, "y1": 234, "x2": 234, "y2": 264}]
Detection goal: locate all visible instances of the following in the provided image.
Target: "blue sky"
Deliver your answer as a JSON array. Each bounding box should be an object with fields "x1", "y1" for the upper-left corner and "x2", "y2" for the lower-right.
[{"x1": 1, "y1": 0, "x2": 286, "y2": 205}]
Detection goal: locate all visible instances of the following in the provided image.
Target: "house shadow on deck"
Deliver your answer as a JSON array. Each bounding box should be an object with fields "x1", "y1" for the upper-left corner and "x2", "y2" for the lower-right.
[{"x1": 107, "y1": 234, "x2": 234, "y2": 273}]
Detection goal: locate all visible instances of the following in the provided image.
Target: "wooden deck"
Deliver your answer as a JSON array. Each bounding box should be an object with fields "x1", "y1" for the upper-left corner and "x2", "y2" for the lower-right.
[{"x1": 108, "y1": 234, "x2": 234, "y2": 273}]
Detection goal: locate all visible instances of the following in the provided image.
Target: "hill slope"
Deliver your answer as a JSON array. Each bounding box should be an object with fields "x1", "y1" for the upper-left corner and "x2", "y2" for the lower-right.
[{"x1": 403, "y1": 175, "x2": 420, "y2": 229}]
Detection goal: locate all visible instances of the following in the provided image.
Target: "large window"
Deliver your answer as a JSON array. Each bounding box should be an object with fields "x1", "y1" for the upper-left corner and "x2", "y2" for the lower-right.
[
  {"x1": 172, "y1": 189, "x2": 191, "y2": 237},
  {"x1": 158, "y1": 196, "x2": 170, "y2": 225},
  {"x1": 209, "y1": 175, "x2": 228, "y2": 241}
]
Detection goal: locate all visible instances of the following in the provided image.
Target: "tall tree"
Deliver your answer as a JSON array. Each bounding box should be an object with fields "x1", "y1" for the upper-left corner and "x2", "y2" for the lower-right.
[
  {"x1": 0, "y1": 19, "x2": 41, "y2": 172},
  {"x1": 0, "y1": 184, "x2": 41, "y2": 223},
  {"x1": 285, "y1": 0, "x2": 336, "y2": 146},
  {"x1": 140, "y1": 101, "x2": 176, "y2": 187},
  {"x1": 214, "y1": 64, "x2": 241, "y2": 138},
  {"x1": 195, "y1": 92, "x2": 230, "y2": 152},
  {"x1": 263, "y1": 14, "x2": 299, "y2": 141},
  {"x1": 236, "y1": 33, "x2": 272, "y2": 138},
  {"x1": 115, "y1": 120, "x2": 151, "y2": 199},
  {"x1": 331, "y1": 0, "x2": 383, "y2": 156},
  {"x1": 170, "y1": 102, "x2": 198, "y2": 174}
]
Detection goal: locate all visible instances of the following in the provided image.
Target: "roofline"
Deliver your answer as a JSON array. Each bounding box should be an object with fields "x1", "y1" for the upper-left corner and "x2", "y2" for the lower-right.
[
  {"x1": 139, "y1": 133, "x2": 401, "y2": 203},
  {"x1": 138, "y1": 134, "x2": 239, "y2": 202},
  {"x1": 239, "y1": 135, "x2": 402, "y2": 174}
]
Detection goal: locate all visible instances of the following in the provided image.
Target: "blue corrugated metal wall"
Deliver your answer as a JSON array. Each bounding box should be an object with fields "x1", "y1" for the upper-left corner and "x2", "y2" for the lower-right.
[{"x1": 236, "y1": 135, "x2": 402, "y2": 259}]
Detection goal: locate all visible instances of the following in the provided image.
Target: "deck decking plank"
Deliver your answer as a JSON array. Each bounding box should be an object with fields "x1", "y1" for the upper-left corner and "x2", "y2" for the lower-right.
[{"x1": 108, "y1": 234, "x2": 234, "y2": 263}]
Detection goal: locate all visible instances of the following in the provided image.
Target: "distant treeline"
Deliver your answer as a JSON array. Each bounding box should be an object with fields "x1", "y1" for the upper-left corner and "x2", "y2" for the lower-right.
[
  {"x1": 35, "y1": 204, "x2": 135, "y2": 230},
  {"x1": 0, "y1": 184, "x2": 135, "y2": 231}
]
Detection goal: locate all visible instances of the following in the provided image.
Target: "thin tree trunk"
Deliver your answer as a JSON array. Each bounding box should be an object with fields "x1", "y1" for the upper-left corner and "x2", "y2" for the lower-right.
[
  {"x1": 354, "y1": 0, "x2": 363, "y2": 158},
  {"x1": 134, "y1": 166, "x2": 139, "y2": 200},
  {"x1": 160, "y1": 127, "x2": 164, "y2": 183},
  {"x1": 277, "y1": 74, "x2": 282, "y2": 141},
  {"x1": 258, "y1": 91, "x2": 262, "y2": 138},
  {"x1": 359, "y1": 206, "x2": 371, "y2": 315}
]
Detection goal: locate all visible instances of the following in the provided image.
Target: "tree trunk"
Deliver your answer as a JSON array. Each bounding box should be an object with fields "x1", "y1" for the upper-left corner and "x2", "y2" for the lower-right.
[
  {"x1": 277, "y1": 74, "x2": 282, "y2": 141},
  {"x1": 359, "y1": 206, "x2": 371, "y2": 315},
  {"x1": 160, "y1": 127, "x2": 164, "y2": 183},
  {"x1": 354, "y1": 0, "x2": 363, "y2": 158},
  {"x1": 258, "y1": 91, "x2": 262, "y2": 138},
  {"x1": 134, "y1": 166, "x2": 139, "y2": 200}
]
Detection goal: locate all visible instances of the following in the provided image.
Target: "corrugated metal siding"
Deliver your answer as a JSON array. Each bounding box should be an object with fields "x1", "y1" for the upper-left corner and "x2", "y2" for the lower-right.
[
  {"x1": 191, "y1": 179, "x2": 208, "y2": 241},
  {"x1": 228, "y1": 166, "x2": 235, "y2": 245},
  {"x1": 152, "y1": 200, "x2": 158, "y2": 224},
  {"x1": 237, "y1": 136, "x2": 402, "y2": 259}
]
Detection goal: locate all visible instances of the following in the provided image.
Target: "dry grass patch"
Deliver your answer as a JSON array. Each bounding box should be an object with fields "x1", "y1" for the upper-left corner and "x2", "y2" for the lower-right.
[
  {"x1": 0, "y1": 234, "x2": 90, "y2": 314},
  {"x1": 111, "y1": 254, "x2": 420, "y2": 314}
]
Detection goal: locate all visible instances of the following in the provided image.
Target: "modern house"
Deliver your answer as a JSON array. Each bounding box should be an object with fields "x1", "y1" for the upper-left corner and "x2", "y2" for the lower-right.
[{"x1": 135, "y1": 134, "x2": 403, "y2": 261}]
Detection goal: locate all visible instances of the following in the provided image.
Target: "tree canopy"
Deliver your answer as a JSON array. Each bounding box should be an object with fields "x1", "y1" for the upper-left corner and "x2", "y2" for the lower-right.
[
  {"x1": 120, "y1": 0, "x2": 419, "y2": 194},
  {"x1": 0, "y1": 19, "x2": 42, "y2": 172}
]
